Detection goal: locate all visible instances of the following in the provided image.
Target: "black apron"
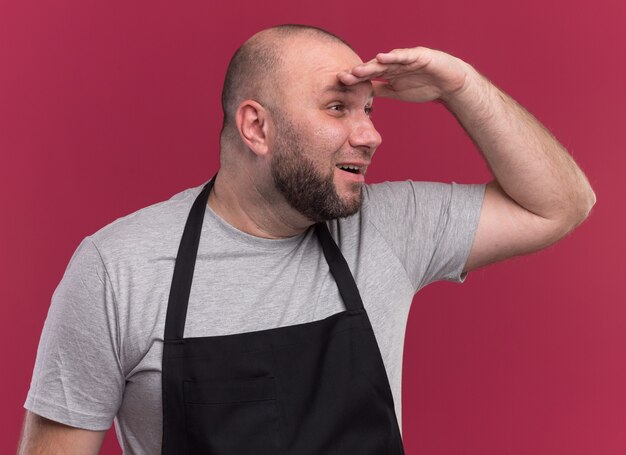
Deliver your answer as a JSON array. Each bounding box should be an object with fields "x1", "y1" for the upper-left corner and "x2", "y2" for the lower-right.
[{"x1": 161, "y1": 177, "x2": 405, "y2": 454}]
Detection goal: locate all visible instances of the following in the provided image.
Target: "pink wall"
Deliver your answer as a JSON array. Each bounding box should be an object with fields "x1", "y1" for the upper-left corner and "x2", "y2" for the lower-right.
[{"x1": 2, "y1": 0, "x2": 624, "y2": 453}]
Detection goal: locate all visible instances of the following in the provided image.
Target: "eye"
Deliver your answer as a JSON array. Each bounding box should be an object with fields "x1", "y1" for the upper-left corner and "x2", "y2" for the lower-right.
[
  {"x1": 329, "y1": 104, "x2": 346, "y2": 112},
  {"x1": 365, "y1": 105, "x2": 374, "y2": 117}
]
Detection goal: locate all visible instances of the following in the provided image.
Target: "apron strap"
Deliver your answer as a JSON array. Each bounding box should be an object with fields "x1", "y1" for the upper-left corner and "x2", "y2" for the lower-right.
[
  {"x1": 164, "y1": 175, "x2": 364, "y2": 341},
  {"x1": 314, "y1": 222, "x2": 365, "y2": 313},
  {"x1": 164, "y1": 177, "x2": 214, "y2": 341}
]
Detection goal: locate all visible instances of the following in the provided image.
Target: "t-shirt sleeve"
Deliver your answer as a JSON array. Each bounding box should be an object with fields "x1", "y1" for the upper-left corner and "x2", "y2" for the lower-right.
[
  {"x1": 363, "y1": 180, "x2": 486, "y2": 292},
  {"x1": 24, "y1": 237, "x2": 124, "y2": 431}
]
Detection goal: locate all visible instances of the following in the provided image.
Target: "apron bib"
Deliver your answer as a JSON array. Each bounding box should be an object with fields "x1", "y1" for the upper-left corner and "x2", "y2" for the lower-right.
[{"x1": 161, "y1": 177, "x2": 405, "y2": 454}]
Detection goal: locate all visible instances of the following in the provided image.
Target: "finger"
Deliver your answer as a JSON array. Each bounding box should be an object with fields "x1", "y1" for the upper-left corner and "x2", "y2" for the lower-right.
[
  {"x1": 350, "y1": 62, "x2": 408, "y2": 82},
  {"x1": 350, "y1": 60, "x2": 390, "y2": 78},
  {"x1": 376, "y1": 47, "x2": 429, "y2": 65},
  {"x1": 337, "y1": 71, "x2": 362, "y2": 85},
  {"x1": 338, "y1": 68, "x2": 388, "y2": 85},
  {"x1": 344, "y1": 57, "x2": 378, "y2": 75}
]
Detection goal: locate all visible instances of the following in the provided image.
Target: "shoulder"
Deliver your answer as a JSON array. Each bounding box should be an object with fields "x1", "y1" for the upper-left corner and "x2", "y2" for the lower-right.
[
  {"x1": 362, "y1": 180, "x2": 486, "y2": 218},
  {"x1": 363, "y1": 179, "x2": 482, "y2": 206},
  {"x1": 86, "y1": 180, "x2": 208, "y2": 265},
  {"x1": 327, "y1": 180, "x2": 454, "y2": 243}
]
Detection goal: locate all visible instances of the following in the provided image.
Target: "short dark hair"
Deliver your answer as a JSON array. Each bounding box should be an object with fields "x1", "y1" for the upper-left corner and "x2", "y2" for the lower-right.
[{"x1": 220, "y1": 24, "x2": 353, "y2": 136}]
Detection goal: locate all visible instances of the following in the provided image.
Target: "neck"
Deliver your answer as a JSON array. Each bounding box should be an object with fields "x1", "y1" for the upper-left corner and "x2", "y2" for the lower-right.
[{"x1": 207, "y1": 169, "x2": 313, "y2": 239}]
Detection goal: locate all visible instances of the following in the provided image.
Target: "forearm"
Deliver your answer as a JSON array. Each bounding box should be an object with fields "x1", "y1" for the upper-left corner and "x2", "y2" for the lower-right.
[
  {"x1": 439, "y1": 63, "x2": 596, "y2": 226},
  {"x1": 18, "y1": 412, "x2": 105, "y2": 455}
]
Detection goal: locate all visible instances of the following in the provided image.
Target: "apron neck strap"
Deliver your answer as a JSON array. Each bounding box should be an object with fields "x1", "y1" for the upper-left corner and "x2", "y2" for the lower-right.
[
  {"x1": 164, "y1": 175, "x2": 364, "y2": 341},
  {"x1": 164, "y1": 177, "x2": 213, "y2": 341},
  {"x1": 314, "y1": 222, "x2": 364, "y2": 313}
]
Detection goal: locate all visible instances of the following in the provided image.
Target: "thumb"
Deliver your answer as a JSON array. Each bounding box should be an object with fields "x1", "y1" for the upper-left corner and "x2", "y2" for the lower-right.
[{"x1": 372, "y1": 80, "x2": 401, "y2": 100}]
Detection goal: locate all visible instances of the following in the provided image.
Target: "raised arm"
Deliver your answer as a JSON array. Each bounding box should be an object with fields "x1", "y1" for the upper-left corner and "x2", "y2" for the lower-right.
[
  {"x1": 339, "y1": 46, "x2": 596, "y2": 271},
  {"x1": 17, "y1": 411, "x2": 106, "y2": 455}
]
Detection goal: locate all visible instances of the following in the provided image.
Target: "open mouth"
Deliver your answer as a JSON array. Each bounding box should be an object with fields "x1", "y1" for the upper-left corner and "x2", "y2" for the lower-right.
[{"x1": 336, "y1": 165, "x2": 361, "y2": 175}]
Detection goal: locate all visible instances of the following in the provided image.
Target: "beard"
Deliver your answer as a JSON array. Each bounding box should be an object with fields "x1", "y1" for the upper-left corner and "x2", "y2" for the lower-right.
[{"x1": 270, "y1": 115, "x2": 363, "y2": 223}]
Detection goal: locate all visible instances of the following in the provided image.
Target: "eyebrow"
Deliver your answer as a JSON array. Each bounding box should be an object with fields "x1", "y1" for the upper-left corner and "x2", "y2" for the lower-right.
[{"x1": 322, "y1": 83, "x2": 374, "y2": 99}]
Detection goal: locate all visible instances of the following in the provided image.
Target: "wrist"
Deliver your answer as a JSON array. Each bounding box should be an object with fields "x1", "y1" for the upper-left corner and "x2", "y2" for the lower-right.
[
  {"x1": 437, "y1": 62, "x2": 483, "y2": 107},
  {"x1": 437, "y1": 64, "x2": 496, "y2": 123}
]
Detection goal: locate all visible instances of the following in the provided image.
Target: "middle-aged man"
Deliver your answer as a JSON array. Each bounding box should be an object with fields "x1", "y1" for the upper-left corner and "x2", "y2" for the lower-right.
[{"x1": 19, "y1": 24, "x2": 595, "y2": 454}]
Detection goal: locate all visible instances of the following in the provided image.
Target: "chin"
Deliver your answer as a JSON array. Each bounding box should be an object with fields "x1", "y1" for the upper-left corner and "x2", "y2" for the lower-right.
[{"x1": 339, "y1": 188, "x2": 364, "y2": 216}]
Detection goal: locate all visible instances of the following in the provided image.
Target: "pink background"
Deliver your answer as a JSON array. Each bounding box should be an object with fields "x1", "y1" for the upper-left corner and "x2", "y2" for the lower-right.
[{"x1": 2, "y1": 0, "x2": 624, "y2": 453}]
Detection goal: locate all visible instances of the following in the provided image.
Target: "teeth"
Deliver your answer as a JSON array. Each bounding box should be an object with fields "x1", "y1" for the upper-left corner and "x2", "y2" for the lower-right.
[{"x1": 339, "y1": 165, "x2": 360, "y2": 171}]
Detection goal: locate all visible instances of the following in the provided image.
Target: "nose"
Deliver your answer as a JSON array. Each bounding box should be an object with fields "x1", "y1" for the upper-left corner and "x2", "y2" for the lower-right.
[{"x1": 348, "y1": 115, "x2": 382, "y2": 152}]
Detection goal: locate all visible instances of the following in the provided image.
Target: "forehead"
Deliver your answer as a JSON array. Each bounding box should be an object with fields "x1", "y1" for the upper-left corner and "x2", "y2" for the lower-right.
[{"x1": 280, "y1": 37, "x2": 368, "y2": 96}]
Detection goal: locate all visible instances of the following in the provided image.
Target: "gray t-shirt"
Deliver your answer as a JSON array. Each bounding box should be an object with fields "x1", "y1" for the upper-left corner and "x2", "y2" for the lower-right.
[{"x1": 25, "y1": 179, "x2": 485, "y2": 454}]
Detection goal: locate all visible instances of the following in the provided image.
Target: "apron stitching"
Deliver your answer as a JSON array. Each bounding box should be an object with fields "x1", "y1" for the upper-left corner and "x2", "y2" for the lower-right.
[{"x1": 163, "y1": 325, "x2": 373, "y2": 360}]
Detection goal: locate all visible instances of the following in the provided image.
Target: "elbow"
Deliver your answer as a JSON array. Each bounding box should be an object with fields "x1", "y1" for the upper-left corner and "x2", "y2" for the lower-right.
[
  {"x1": 577, "y1": 184, "x2": 597, "y2": 223},
  {"x1": 562, "y1": 184, "x2": 597, "y2": 233},
  {"x1": 584, "y1": 186, "x2": 597, "y2": 214},
  {"x1": 544, "y1": 180, "x2": 597, "y2": 242}
]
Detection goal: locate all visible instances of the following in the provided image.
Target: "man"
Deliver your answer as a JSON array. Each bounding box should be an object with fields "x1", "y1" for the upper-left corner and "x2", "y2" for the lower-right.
[{"x1": 19, "y1": 24, "x2": 595, "y2": 454}]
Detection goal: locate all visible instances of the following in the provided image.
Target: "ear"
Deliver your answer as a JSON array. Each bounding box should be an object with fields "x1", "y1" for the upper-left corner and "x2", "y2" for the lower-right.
[{"x1": 235, "y1": 100, "x2": 272, "y2": 156}]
